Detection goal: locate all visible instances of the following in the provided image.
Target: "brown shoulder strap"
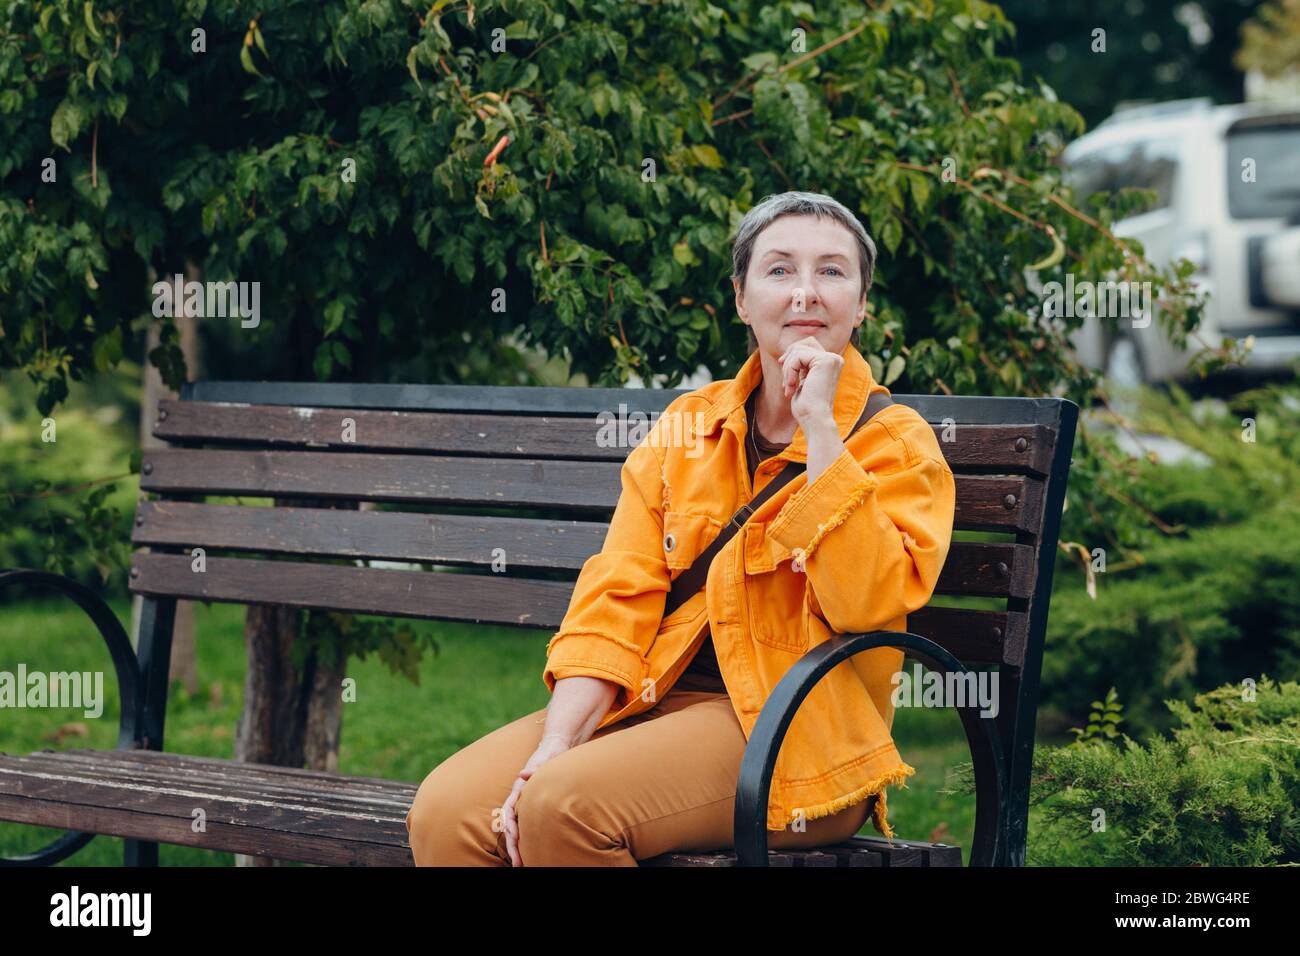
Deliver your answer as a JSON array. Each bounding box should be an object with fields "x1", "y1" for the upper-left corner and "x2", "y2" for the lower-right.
[{"x1": 661, "y1": 390, "x2": 894, "y2": 619}]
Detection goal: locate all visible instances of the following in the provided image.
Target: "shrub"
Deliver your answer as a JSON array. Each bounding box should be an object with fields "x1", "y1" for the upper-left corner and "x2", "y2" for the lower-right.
[{"x1": 1025, "y1": 678, "x2": 1300, "y2": 866}]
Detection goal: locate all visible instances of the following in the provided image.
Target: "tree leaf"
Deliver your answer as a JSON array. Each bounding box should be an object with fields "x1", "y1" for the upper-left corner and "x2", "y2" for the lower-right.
[
  {"x1": 240, "y1": 44, "x2": 262, "y2": 77},
  {"x1": 91, "y1": 327, "x2": 122, "y2": 372},
  {"x1": 879, "y1": 217, "x2": 902, "y2": 254},
  {"x1": 406, "y1": 46, "x2": 421, "y2": 88},
  {"x1": 83, "y1": 2, "x2": 101, "y2": 41},
  {"x1": 1025, "y1": 229, "x2": 1065, "y2": 271},
  {"x1": 323, "y1": 300, "x2": 346, "y2": 337},
  {"x1": 50, "y1": 100, "x2": 84, "y2": 149}
]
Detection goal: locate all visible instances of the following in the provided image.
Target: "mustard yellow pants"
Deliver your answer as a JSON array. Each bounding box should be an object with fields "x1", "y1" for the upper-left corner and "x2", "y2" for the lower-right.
[{"x1": 404, "y1": 672, "x2": 872, "y2": 866}]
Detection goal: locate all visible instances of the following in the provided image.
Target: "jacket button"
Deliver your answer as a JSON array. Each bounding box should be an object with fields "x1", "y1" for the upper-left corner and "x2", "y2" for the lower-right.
[{"x1": 664, "y1": 532, "x2": 676, "y2": 553}]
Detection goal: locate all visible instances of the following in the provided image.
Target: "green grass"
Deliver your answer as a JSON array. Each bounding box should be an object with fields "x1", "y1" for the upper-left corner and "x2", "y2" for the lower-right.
[{"x1": 0, "y1": 596, "x2": 997, "y2": 864}]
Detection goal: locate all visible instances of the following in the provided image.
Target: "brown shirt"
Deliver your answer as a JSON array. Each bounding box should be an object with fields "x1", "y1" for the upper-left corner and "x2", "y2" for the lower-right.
[{"x1": 678, "y1": 387, "x2": 789, "y2": 692}]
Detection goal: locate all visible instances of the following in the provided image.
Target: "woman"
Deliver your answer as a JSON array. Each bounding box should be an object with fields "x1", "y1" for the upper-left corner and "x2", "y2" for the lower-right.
[{"x1": 405, "y1": 191, "x2": 957, "y2": 866}]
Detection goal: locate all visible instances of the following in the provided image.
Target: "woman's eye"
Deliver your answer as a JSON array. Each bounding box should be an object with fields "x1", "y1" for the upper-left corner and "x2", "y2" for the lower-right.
[{"x1": 770, "y1": 266, "x2": 844, "y2": 277}]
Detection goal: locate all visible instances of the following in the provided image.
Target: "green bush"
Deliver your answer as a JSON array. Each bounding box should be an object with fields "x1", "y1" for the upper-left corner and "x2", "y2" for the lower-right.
[
  {"x1": 1022, "y1": 678, "x2": 1300, "y2": 866},
  {"x1": 1044, "y1": 377, "x2": 1300, "y2": 738},
  {"x1": 1045, "y1": 504, "x2": 1300, "y2": 737},
  {"x1": 0, "y1": 370, "x2": 139, "y2": 591}
]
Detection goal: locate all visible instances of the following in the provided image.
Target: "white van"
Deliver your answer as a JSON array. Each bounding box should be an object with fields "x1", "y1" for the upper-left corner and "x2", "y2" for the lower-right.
[{"x1": 1062, "y1": 97, "x2": 1300, "y2": 386}]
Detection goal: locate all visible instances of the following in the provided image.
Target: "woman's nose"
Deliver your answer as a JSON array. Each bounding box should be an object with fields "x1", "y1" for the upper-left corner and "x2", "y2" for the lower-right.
[{"x1": 791, "y1": 283, "x2": 820, "y2": 309}]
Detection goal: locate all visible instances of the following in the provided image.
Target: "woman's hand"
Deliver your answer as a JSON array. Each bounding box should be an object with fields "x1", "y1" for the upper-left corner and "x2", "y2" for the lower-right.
[
  {"x1": 779, "y1": 335, "x2": 844, "y2": 427},
  {"x1": 500, "y1": 733, "x2": 574, "y2": 866}
]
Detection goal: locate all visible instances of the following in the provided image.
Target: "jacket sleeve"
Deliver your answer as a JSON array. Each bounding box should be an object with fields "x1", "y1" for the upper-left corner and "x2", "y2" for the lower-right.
[
  {"x1": 542, "y1": 435, "x2": 670, "y2": 702},
  {"x1": 765, "y1": 418, "x2": 956, "y2": 636}
]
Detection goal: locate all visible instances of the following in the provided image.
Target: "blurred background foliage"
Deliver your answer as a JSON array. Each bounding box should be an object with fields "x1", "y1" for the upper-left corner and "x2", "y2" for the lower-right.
[
  {"x1": 998, "y1": 0, "x2": 1261, "y2": 129},
  {"x1": 2, "y1": 0, "x2": 1221, "y2": 599},
  {"x1": 1043, "y1": 373, "x2": 1300, "y2": 739}
]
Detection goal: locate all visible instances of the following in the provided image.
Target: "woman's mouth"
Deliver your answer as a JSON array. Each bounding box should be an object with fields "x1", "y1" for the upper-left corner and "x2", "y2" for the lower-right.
[{"x1": 786, "y1": 320, "x2": 825, "y2": 330}]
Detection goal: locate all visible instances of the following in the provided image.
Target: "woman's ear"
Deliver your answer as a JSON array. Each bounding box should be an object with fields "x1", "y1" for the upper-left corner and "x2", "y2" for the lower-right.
[{"x1": 732, "y1": 276, "x2": 746, "y2": 321}]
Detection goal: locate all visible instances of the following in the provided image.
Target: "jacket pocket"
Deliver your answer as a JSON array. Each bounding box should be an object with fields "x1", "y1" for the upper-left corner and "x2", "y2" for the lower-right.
[
  {"x1": 743, "y1": 523, "x2": 810, "y2": 653},
  {"x1": 661, "y1": 511, "x2": 722, "y2": 624},
  {"x1": 660, "y1": 509, "x2": 722, "y2": 629},
  {"x1": 662, "y1": 511, "x2": 722, "y2": 573}
]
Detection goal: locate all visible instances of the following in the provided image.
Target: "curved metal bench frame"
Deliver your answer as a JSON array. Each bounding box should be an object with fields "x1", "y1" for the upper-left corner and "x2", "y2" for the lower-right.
[
  {"x1": 734, "y1": 629, "x2": 1007, "y2": 867},
  {"x1": 0, "y1": 569, "x2": 143, "y2": 867}
]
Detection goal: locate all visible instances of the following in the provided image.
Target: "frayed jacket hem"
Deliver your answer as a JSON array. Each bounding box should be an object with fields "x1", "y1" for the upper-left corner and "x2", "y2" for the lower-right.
[{"x1": 777, "y1": 761, "x2": 917, "y2": 841}]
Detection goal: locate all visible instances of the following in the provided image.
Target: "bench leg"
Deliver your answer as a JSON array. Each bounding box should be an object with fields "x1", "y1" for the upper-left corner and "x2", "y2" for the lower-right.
[
  {"x1": 124, "y1": 596, "x2": 176, "y2": 867},
  {"x1": 124, "y1": 840, "x2": 159, "y2": 867}
]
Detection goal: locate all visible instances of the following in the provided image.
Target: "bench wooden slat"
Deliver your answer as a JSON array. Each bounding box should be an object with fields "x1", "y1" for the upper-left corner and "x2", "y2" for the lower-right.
[
  {"x1": 132, "y1": 500, "x2": 1037, "y2": 596},
  {"x1": 138, "y1": 448, "x2": 1044, "y2": 533},
  {"x1": 180, "y1": 382, "x2": 1068, "y2": 430},
  {"x1": 641, "y1": 835, "x2": 962, "y2": 867},
  {"x1": 930, "y1": 423, "x2": 1055, "y2": 476},
  {"x1": 155, "y1": 400, "x2": 636, "y2": 461},
  {"x1": 128, "y1": 552, "x2": 577, "y2": 628},
  {"x1": 22, "y1": 751, "x2": 415, "y2": 812},
  {"x1": 127, "y1": 553, "x2": 1025, "y2": 663},
  {"x1": 851, "y1": 835, "x2": 964, "y2": 866},
  {"x1": 155, "y1": 400, "x2": 1058, "y2": 475},
  {"x1": 182, "y1": 380, "x2": 695, "y2": 416},
  {"x1": 139, "y1": 448, "x2": 623, "y2": 515},
  {"x1": 0, "y1": 751, "x2": 418, "y2": 815},
  {"x1": 937, "y1": 541, "x2": 1036, "y2": 598},
  {"x1": 908, "y1": 606, "x2": 1026, "y2": 665},
  {"x1": 132, "y1": 500, "x2": 609, "y2": 572},
  {"x1": 69, "y1": 746, "x2": 414, "y2": 791},
  {"x1": 0, "y1": 750, "x2": 415, "y2": 866}
]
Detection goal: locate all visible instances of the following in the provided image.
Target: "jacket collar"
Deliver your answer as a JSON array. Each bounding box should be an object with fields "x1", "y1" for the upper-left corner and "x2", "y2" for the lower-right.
[{"x1": 697, "y1": 339, "x2": 882, "y2": 463}]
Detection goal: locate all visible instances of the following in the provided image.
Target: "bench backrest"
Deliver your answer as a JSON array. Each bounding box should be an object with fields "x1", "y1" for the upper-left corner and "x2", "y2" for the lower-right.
[{"x1": 130, "y1": 381, "x2": 1077, "y2": 851}]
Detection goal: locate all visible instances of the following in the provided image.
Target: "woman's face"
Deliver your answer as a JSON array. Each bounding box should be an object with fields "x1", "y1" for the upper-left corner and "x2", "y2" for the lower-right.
[{"x1": 733, "y1": 214, "x2": 866, "y2": 359}]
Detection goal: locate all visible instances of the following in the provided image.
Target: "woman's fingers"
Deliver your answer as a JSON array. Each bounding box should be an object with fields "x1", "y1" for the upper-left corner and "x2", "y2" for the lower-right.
[
  {"x1": 783, "y1": 355, "x2": 809, "y2": 399},
  {"x1": 501, "y1": 809, "x2": 516, "y2": 866},
  {"x1": 506, "y1": 820, "x2": 521, "y2": 867},
  {"x1": 501, "y1": 737, "x2": 573, "y2": 866},
  {"x1": 504, "y1": 806, "x2": 521, "y2": 865},
  {"x1": 783, "y1": 351, "x2": 803, "y2": 396},
  {"x1": 505, "y1": 759, "x2": 537, "y2": 864},
  {"x1": 501, "y1": 776, "x2": 527, "y2": 866},
  {"x1": 780, "y1": 343, "x2": 813, "y2": 388},
  {"x1": 779, "y1": 338, "x2": 843, "y2": 418}
]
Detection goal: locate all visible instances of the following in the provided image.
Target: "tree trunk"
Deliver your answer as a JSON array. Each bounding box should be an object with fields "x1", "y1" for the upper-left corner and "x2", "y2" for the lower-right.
[{"x1": 233, "y1": 498, "x2": 351, "y2": 866}]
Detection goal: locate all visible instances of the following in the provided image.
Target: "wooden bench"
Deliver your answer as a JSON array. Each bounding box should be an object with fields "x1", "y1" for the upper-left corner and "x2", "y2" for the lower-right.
[{"x1": 0, "y1": 380, "x2": 1076, "y2": 867}]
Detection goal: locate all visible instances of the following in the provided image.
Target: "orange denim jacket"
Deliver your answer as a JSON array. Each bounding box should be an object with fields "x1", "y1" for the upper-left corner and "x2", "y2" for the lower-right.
[{"x1": 543, "y1": 340, "x2": 957, "y2": 837}]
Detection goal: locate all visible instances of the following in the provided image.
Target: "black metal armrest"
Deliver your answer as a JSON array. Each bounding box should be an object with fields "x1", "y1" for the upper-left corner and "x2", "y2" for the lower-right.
[
  {"x1": 733, "y1": 629, "x2": 1007, "y2": 867},
  {"x1": 0, "y1": 568, "x2": 144, "y2": 866}
]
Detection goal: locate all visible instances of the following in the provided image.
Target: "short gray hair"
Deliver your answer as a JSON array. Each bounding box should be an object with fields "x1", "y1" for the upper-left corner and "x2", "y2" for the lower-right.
[{"x1": 729, "y1": 191, "x2": 878, "y2": 353}]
